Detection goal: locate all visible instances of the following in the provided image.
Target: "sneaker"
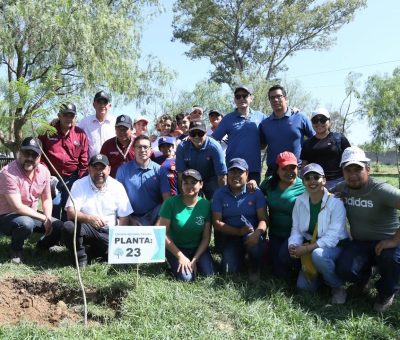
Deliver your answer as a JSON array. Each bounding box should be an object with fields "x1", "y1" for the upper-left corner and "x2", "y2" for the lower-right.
[
  {"x1": 374, "y1": 294, "x2": 394, "y2": 312},
  {"x1": 331, "y1": 287, "x2": 347, "y2": 304},
  {"x1": 10, "y1": 250, "x2": 23, "y2": 264}
]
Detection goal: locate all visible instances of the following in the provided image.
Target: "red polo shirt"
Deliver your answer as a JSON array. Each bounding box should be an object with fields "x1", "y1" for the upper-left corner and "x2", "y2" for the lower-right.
[
  {"x1": 100, "y1": 137, "x2": 135, "y2": 177},
  {"x1": 39, "y1": 123, "x2": 88, "y2": 177}
]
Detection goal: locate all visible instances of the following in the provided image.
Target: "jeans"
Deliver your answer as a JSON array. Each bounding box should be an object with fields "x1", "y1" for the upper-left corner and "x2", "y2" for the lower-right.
[
  {"x1": 52, "y1": 172, "x2": 79, "y2": 221},
  {"x1": 336, "y1": 240, "x2": 400, "y2": 298},
  {"x1": 0, "y1": 213, "x2": 62, "y2": 251},
  {"x1": 132, "y1": 204, "x2": 161, "y2": 226},
  {"x1": 166, "y1": 248, "x2": 215, "y2": 282},
  {"x1": 297, "y1": 246, "x2": 343, "y2": 291},
  {"x1": 62, "y1": 221, "x2": 109, "y2": 263},
  {"x1": 269, "y1": 235, "x2": 300, "y2": 278},
  {"x1": 221, "y1": 233, "x2": 266, "y2": 274}
]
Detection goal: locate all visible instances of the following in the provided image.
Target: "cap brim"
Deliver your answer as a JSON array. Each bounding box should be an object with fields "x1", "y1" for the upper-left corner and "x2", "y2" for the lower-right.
[
  {"x1": 115, "y1": 123, "x2": 131, "y2": 129},
  {"x1": 342, "y1": 161, "x2": 367, "y2": 168},
  {"x1": 279, "y1": 161, "x2": 297, "y2": 168},
  {"x1": 60, "y1": 110, "x2": 76, "y2": 115},
  {"x1": 228, "y1": 166, "x2": 247, "y2": 171},
  {"x1": 21, "y1": 146, "x2": 41, "y2": 155},
  {"x1": 90, "y1": 161, "x2": 108, "y2": 166}
]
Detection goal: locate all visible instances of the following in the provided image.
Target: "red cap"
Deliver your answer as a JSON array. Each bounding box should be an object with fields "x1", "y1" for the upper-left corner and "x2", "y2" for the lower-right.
[{"x1": 276, "y1": 151, "x2": 297, "y2": 168}]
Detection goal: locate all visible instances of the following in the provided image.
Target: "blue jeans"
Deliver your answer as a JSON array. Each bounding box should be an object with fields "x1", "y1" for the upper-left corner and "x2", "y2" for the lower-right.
[
  {"x1": 166, "y1": 248, "x2": 215, "y2": 282},
  {"x1": 0, "y1": 213, "x2": 62, "y2": 251},
  {"x1": 52, "y1": 172, "x2": 79, "y2": 221},
  {"x1": 132, "y1": 204, "x2": 162, "y2": 226},
  {"x1": 336, "y1": 240, "x2": 400, "y2": 298},
  {"x1": 269, "y1": 235, "x2": 300, "y2": 278},
  {"x1": 221, "y1": 233, "x2": 266, "y2": 273},
  {"x1": 297, "y1": 246, "x2": 343, "y2": 291}
]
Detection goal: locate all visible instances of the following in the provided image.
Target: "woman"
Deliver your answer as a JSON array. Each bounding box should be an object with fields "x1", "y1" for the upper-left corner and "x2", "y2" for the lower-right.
[
  {"x1": 260, "y1": 151, "x2": 305, "y2": 279},
  {"x1": 301, "y1": 108, "x2": 350, "y2": 191},
  {"x1": 288, "y1": 163, "x2": 348, "y2": 304},
  {"x1": 151, "y1": 114, "x2": 177, "y2": 158},
  {"x1": 157, "y1": 169, "x2": 214, "y2": 282},
  {"x1": 212, "y1": 158, "x2": 267, "y2": 280}
]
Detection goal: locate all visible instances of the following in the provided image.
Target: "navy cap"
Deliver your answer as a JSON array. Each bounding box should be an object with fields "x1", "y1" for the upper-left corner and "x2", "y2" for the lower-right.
[
  {"x1": 302, "y1": 163, "x2": 325, "y2": 177},
  {"x1": 115, "y1": 115, "x2": 133, "y2": 129},
  {"x1": 158, "y1": 136, "x2": 175, "y2": 146},
  {"x1": 189, "y1": 121, "x2": 207, "y2": 133},
  {"x1": 21, "y1": 137, "x2": 42, "y2": 155},
  {"x1": 182, "y1": 169, "x2": 202, "y2": 181},
  {"x1": 234, "y1": 84, "x2": 253, "y2": 95},
  {"x1": 89, "y1": 154, "x2": 109, "y2": 167},
  {"x1": 208, "y1": 109, "x2": 223, "y2": 117},
  {"x1": 228, "y1": 158, "x2": 248, "y2": 171},
  {"x1": 94, "y1": 91, "x2": 111, "y2": 102},
  {"x1": 59, "y1": 103, "x2": 77, "y2": 115}
]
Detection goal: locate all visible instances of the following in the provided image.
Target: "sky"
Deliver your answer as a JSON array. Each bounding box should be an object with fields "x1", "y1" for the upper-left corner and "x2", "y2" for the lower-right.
[{"x1": 123, "y1": 0, "x2": 400, "y2": 145}]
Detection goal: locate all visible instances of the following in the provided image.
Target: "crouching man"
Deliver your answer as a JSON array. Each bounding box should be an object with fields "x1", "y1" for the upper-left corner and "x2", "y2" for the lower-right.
[
  {"x1": 0, "y1": 137, "x2": 62, "y2": 264},
  {"x1": 63, "y1": 154, "x2": 133, "y2": 267},
  {"x1": 334, "y1": 146, "x2": 400, "y2": 312}
]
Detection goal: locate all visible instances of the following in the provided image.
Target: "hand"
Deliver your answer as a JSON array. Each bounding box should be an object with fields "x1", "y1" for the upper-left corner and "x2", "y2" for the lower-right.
[
  {"x1": 190, "y1": 259, "x2": 198, "y2": 275},
  {"x1": 288, "y1": 244, "x2": 298, "y2": 258},
  {"x1": 88, "y1": 215, "x2": 106, "y2": 229},
  {"x1": 238, "y1": 225, "x2": 254, "y2": 236},
  {"x1": 244, "y1": 229, "x2": 261, "y2": 247},
  {"x1": 375, "y1": 239, "x2": 399, "y2": 256},
  {"x1": 246, "y1": 180, "x2": 258, "y2": 193},
  {"x1": 177, "y1": 254, "x2": 192, "y2": 274},
  {"x1": 43, "y1": 217, "x2": 53, "y2": 236},
  {"x1": 289, "y1": 244, "x2": 309, "y2": 258}
]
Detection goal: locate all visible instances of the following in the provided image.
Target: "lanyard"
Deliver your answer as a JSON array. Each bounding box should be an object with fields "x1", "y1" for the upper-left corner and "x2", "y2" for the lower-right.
[{"x1": 115, "y1": 137, "x2": 133, "y2": 161}]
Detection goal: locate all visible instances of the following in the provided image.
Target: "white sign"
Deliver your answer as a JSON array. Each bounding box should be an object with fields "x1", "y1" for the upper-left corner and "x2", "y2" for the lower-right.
[{"x1": 108, "y1": 225, "x2": 165, "y2": 264}]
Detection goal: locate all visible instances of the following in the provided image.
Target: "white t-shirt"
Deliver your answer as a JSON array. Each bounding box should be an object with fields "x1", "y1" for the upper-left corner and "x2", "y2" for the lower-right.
[{"x1": 65, "y1": 175, "x2": 133, "y2": 227}]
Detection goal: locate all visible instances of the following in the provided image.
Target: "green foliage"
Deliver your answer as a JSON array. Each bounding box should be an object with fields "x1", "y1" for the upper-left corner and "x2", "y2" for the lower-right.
[{"x1": 172, "y1": 0, "x2": 367, "y2": 86}]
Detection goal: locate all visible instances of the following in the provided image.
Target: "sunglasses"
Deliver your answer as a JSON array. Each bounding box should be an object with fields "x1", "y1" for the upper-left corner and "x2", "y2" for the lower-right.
[
  {"x1": 303, "y1": 173, "x2": 323, "y2": 181},
  {"x1": 311, "y1": 117, "x2": 329, "y2": 124},
  {"x1": 189, "y1": 130, "x2": 206, "y2": 138},
  {"x1": 234, "y1": 94, "x2": 250, "y2": 100}
]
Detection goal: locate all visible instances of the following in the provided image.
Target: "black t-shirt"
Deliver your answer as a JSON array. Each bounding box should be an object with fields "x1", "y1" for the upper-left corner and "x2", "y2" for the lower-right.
[{"x1": 300, "y1": 132, "x2": 350, "y2": 180}]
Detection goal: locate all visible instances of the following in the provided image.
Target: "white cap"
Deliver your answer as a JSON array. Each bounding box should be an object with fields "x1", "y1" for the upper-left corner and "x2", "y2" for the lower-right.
[
  {"x1": 311, "y1": 108, "x2": 330, "y2": 119},
  {"x1": 340, "y1": 146, "x2": 370, "y2": 168}
]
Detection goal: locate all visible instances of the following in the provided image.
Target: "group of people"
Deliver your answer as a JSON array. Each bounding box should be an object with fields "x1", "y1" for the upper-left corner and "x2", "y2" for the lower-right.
[{"x1": 0, "y1": 85, "x2": 399, "y2": 313}]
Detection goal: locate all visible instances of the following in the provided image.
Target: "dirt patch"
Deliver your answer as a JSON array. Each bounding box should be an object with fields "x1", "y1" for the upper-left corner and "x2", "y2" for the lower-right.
[{"x1": 0, "y1": 274, "x2": 125, "y2": 327}]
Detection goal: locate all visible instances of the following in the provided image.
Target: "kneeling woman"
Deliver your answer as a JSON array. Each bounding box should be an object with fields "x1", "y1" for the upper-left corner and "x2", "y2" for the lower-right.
[
  {"x1": 157, "y1": 169, "x2": 214, "y2": 281},
  {"x1": 288, "y1": 163, "x2": 349, "y2": 304}
]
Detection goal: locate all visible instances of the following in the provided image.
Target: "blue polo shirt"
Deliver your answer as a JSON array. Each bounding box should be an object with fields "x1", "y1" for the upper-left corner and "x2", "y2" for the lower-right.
[
  {"x1": 212, "y1": 108, "x2": 266, "y2": 173},
  {"x1": 259, "y1": 109, "x2": 315, "y2": 167},
  {"x1": 176, "y1": 137, "x2": 227, "y2": 181},
  {"x1": 116, "y1": 159, "x2": 170, "y2": 215},
  {"x1": 212, "y1": 186, "x2": 267, "y2": 228}
]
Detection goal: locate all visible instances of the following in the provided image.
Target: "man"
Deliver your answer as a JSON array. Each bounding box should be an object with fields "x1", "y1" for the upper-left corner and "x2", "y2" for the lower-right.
[
  {"x1": 79, "y1": 91, "x2": 116, "y2": 158},
  {"x1": 0, "y1": 137, "x2": 62, "y2": 264},
  {"x1": 116, "y1": 135, "x2": 170, "y2": 226},
  {"x1": 212, "y1": 85, "x2": 265, "y2": 184},
  {"x1": 259, "y1": 84, "x2": 315, "y2": 176},
  {"x1": 176, "y1": 121, "x2": 227, "y2": 200},
  {"x1": 206, "y1": 109, "x2": 227, "y2": 153},
  {"x1": 334, "y1": 146, "x2": 400, "y2": 312},
  {"x1": 39, "y1": 103, "x2": 88, "y2": 220},
  {"x1": 100, "y1": 114, "x2": 135, "y2": 177},
  {"x1": 63, "y1": 154, "x2": 133, "y2": 267},
  {"x1": 133, "y1": 116, "x2": 149, "y2": 137}
]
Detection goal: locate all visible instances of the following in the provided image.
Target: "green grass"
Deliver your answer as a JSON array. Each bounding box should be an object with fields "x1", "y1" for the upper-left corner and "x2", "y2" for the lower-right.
[{"x1": 0, "y1": 236, "x2": 400, "y2": 339}]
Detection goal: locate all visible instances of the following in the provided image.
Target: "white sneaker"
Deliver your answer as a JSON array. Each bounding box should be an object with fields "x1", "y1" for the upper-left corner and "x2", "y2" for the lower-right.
[{"x1": 331, "y1": 287, "x2": 347, "y2": 304}]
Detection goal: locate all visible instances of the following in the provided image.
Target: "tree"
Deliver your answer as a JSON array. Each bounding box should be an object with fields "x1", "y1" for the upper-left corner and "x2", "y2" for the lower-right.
[
  {"x1": 172, "y1": 0, "x2": 366, "y2": 86},
  {"x1": 362, "y1": 68, "x2": 400, "y2": 187},
  {"x1": 0, "y1": 0, "x2": 173, "y2": 155}
]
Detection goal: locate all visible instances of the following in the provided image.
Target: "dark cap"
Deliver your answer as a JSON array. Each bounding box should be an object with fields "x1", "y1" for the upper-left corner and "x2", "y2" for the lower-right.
[
  {"x1": 189, "y1": 121, "x2": 207, "y2": 133},
  {"x1": 182, "y1": 169, "x2": 202, "y2": 181},
  {"x1": 228, "y1": 158, "x2": 248, "y2": 171},
  {"x1": 234, "y1": 84, "x2": 253, "y2": 95},
  {"x1": 89, "y1": 154, "x2": 109, "y2": 167},
  {"x1": 94, "y1": 91, "x2": 111, "y2": 102},
  {"x1": 115, "y1": 114, "x2": 133, "y2": 129},
  {"x1": 208, "y1": 109, "x2": 223, "y2": 117},
  {"x1": 158, "y1": 136, "x2": 175, "y2": 146},
  {"x1": 59, "y1": 103, "x2": 77, "y2": 115},
  {"x1": 21, "y1": 137, "x2": 42, "y2": 155}
]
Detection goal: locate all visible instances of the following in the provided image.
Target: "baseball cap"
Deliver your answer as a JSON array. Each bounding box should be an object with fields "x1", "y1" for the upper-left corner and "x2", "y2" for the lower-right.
[
  {"x1": 94, "y1": 91, "x2": 110, "y2": 102},
  {"x1": 182, "y1": 169, "x2": 202, "y2": 181},
  {"x1": 276, "y1": 151, "x2": 297, "y2": 168},
  {"x1": 302, "y1": 163, "x2": 325, "y2": 177},
  {"x1": 340, "y1": 146, "x2": 370, "y2": 168},
  {"x1": 208, "y1": 109, "x2": 223, "y2": 117},
  {"x1": 21, "y1": 137, "x2": 42, "y2": 155},
  {"x1": 158, "y1": 136, "x2": 175, "y2": 147},
  {"x1": 189, "y1": 121, "x2": 207, "y2": 133},
  {"x1": 311, "y1": 108, "x2": 330, "y2": 119},
  {"x1": 190, "y1": 106, "x2": 204, "y2": 115},
  {"x1": 134, "y1": 116, "x2": 149, "y2": 124},
  {"x1": 59, "y1": 103, "x2": 77, "y2": 115},
  {"x1": 234, "y1": 84, "x2": 253, "y2": 95},
  {"x1": 89, "y1": 154, "x2": 109, "y2": 167},
  {"x1": 228, "y1": 158, "x2": 248, "y2": 171},
  {"x1": 115, "y1": 114, "x2": 133, "y2": 129}
]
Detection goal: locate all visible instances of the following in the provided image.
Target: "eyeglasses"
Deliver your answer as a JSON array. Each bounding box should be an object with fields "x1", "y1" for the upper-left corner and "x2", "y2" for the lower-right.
[
  {"x1": 311, "y1": 117, "x2": 329, "y2": 124},
  {"x1": 303, "y1": 173, "x2": 323, "y2": 181},
  {"x1": 134, "y1": 145, "x2": 150, "y2": 150},
  {"x1": 189, "y1": 130, "x2": 206, "y2": 138},
  {"x1": 269, "y1": 94, "x2": 284, "y2": 101},
  {"x1": 234, "y1": 94, "x2": 250, "y2": 100}
]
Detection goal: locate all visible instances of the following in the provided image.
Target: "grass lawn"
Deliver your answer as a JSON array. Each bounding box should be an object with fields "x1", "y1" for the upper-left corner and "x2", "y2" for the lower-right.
[{"x1": 0, "y1": 235, "x2": 399, "y2": 339}]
